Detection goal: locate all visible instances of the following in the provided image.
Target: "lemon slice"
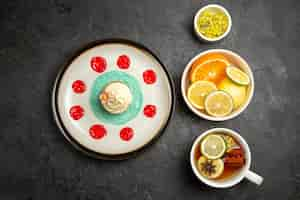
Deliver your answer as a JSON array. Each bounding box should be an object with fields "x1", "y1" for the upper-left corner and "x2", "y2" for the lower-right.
[
  {"x1": 218, "y1": 78, "x2": 246, "y2": 109},
  {"x1": 226, "y1": 66, "x2": 250, "y2": 86},
  {"x1": 187, "y1": 81, "x2": 217, "y2": 109},
  {"x1": 221, "y1": 134, "x2": 239, "y2": 152},
  {"x1": 200, "y1": 134, "x2": 226, "y2": 159},
  {"x1": 204, "y1": 91, "x2": 233, "y2": 117},
  {"x1": 197, "y1": 156, "x2": 224, "y2": 179}
]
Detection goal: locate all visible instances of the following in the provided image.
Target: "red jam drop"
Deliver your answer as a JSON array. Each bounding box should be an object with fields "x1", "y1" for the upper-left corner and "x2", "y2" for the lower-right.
[
  {"x1": 90, "y1": 56, "x2": 107, "y2": 73},
  {"x1": 120, "y1": 127, "x2": 134, "y2": 141},
  {"x1": 117, "y1": 55, "x2": 130, "y2": 69},
  {"x1": 143, "y1": 105, "x2": 156, "y2": 118},
  {"x1": 143, "y1": 69, "x2": 157, "y2": 84},
  {"x1": 69, "y1": 105, "x2": 84, "y2": 120},
  {"x1": 89, "y1": 124, "x2": 107, "y2": 139},
  {"x1": 72, "y1": 80, "x2": 86, "y2": 93}
]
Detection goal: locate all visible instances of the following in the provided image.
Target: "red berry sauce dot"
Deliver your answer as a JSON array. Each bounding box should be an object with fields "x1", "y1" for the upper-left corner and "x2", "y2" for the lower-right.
[
  {"x1": 143, "y1": 69, "x2": 157, "y2": 84},
  {"x1": 143, "y1": 105, "x2": 156, "y2": 118},
  {"x1": 90, "y1": 56, "x2": 107, "y2": 73},
  {"x1": 89, "y1": 124, "x2": 107, "y2": 139},
  {"x1": 117, "y1": 55, "x2": 130, "y2": 69},
  {"x1": 72, "y1": 80, "x2": 86, "y2": 93},
  {"x1": 69, "y1": 105, "x2": 84, "y2": 120},
  {"x1": 120, "y1": 127, "x2": 134, "y2": 141}
]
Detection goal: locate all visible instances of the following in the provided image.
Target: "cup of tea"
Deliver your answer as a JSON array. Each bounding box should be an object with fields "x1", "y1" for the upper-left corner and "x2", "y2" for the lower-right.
[{"x1": 190, "y1": 128, "x2": 263, "y2": 188}]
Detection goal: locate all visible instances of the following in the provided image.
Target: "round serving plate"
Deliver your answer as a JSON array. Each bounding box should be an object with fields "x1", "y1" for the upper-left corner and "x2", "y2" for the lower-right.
[{"x1": 52, "y1": 39, "x2": 175, "y2": 160}]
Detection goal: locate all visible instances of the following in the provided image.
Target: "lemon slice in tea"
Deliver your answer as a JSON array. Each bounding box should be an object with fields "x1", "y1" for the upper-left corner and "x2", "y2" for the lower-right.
[
  {"x1": 187, "y1": 81, "x2": 217, "y2": 110},
  {"x1": 197, "y1": 156, "x2": 224, "y2": 179},
  {"x1": 204, "y1": 90, "x2": 233, "y2": 117},
  {"x1": 221, "y1": 134, "x2": 239, "y2": 152},
  {"x1": 226, "y1": 66, "x2": 250, "y2": 86},
  {"x1": 200, "y1": 134, "x2": 226, "y2": 159}
]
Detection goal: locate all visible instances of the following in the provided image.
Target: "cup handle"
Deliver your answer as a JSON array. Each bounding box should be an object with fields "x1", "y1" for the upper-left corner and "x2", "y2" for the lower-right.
[{"x1": 245, "y1": 170, "x2": 263, "y2": 185}]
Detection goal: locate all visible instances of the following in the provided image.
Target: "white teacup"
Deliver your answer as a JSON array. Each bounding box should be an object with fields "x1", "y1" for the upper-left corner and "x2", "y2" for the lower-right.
[{"x1": 190, "y1": 128, "x2": 263, "y2": 188}]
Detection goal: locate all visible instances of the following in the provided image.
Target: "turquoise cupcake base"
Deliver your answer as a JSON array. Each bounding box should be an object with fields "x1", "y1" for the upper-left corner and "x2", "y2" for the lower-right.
[{"x1": 89, "y1": 70, "x2": 143, "y2": 125}]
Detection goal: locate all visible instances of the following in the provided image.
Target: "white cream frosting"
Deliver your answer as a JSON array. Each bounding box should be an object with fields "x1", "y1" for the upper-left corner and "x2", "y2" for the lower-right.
[{"x1": 99, "y1": 82, "x2": 132, "y2": 114}]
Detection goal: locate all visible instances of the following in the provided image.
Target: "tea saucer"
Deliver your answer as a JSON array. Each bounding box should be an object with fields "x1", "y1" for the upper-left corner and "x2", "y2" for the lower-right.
[{"x1": 52, "y1": 39, "x2": 175, "y2": 159}]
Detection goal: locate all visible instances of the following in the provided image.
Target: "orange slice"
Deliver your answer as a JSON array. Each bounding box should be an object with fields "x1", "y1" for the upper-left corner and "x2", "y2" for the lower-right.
[{"x1": 189, "y1": 53, "x2": 230, "y2": 84}]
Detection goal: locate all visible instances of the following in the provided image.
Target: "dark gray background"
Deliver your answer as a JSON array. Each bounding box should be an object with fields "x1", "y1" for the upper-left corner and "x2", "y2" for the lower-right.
[{"x1": 1, "y1": 0, "x2": 299, "y2": 199}]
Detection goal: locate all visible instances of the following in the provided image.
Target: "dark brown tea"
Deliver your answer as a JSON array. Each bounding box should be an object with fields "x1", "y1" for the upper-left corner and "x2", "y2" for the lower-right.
[{"x1": 194, "y1": 132, "x2": 245, "y2": 180}]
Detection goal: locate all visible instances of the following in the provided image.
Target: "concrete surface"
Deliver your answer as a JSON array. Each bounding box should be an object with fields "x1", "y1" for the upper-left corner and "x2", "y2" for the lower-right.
[{"x1": 0, "y1": 0, "x2": 299, "y2": 199}]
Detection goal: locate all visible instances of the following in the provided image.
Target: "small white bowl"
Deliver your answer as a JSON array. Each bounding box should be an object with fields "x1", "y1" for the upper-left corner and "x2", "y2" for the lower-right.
[
  {"x1": 181, "y1": 49, "x2": 254, "y2": 121},
  {"x1": 194, "y1": 4, "x2": 232, "y2": 42},
  {"x1": 190, "y1": 128, "x2": 263, "y2": 188}
]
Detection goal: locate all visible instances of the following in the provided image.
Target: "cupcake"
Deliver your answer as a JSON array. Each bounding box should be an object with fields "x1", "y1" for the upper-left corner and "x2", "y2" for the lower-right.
[{"x1": 99, "y1": 82, "x2": 132, "y2": 114}]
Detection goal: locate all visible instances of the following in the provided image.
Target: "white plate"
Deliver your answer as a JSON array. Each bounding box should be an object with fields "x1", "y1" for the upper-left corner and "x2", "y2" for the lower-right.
[{"x1": 52, "y1": 39, "x2": 175, "y2": 159}]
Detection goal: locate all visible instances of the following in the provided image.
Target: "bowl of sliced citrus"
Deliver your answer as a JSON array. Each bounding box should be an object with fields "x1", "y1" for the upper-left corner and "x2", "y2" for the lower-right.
[{"x1": 181, "y1": 49, "x2": 254, "y2": 121}]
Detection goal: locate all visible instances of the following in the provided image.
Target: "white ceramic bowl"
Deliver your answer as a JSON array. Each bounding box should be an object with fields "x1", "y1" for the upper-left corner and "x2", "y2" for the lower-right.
[
  {"x1": 190, "y1": 128, "x2": 263, "y2": 188},
  {"x1": 181, "y1": 49, "x2": 254, "y2": 121},
  {"x1": 194, "y1": 4, "x2": 232, "y2": 42}
]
